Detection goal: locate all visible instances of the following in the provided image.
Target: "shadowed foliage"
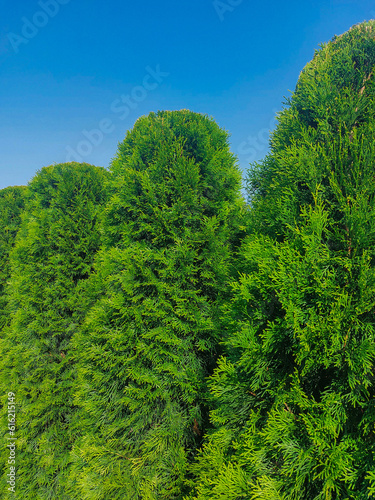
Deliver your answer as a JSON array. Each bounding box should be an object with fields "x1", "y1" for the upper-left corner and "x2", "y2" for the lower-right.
[{"x1": 0, "y1": 185, "x2": 26, "y2": 330}]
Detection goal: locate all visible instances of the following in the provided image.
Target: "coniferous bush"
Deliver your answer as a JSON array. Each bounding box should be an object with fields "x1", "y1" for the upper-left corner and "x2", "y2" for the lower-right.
[
  {"x1": 0, "y1": 163, "x2": 108, "y2": 499},
  {"x1": 0, "y1": 185, "x2": 26, "y2": 330},
  {"x1": 70, "y1": 110, "x2": 246, "y2": 499},
  {"x1": 187, "y1": 21, "x2": 375, "y2": 500}
]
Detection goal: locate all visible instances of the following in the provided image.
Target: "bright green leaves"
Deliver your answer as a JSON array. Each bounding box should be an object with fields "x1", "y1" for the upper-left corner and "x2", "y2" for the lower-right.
[
  {"x1": 5, "y1": 24, "x2": 375, "y2": 499},
  {"x1": 71, "y1": 110, "x2": 245, "y2": 499},
  {"x1": 188, "y1": 21, "x2": 375, "y2": 500},
  {"x1": 0, "y1": 163, "x2": 109, "y2": 499},
  {"x1": 0, "y1": 185, "x2": 26, "y2": 330}
]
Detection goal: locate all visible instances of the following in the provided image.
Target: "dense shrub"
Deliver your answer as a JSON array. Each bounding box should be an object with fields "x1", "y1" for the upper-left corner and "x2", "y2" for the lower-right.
[
  {"x1": 71, "y1": 110, "x2": 246, "y2": 499},
  {"x1": 0, "y1": 163, "x2": 108, "y2": 499},
  {"x1": 187, "y1": 21, "x2": 375, "y2": 500},
  {"x1": 0, "y1": 185, "x2": 26, "y2": 330}
]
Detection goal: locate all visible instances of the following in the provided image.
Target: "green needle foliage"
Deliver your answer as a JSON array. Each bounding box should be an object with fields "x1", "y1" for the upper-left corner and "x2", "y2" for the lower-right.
[
  {"x1": 187, "y1": 21, "x2": 375, "y2": 500},
  {"x1": 0, "y1": 185, "x2": 26, "y2": 330},
  {"x1": 71, "y1": 110, "x2": 245, "y2": 499},
  {"x1": 0, "y1": 163, "x2": 108, "y2": 499}
]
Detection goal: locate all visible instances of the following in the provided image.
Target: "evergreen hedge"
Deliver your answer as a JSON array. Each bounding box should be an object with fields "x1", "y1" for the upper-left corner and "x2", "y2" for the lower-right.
[
  {"x1": 70, "y1": 110, "x2": 245, "y2": 499},
  {"x1": 0, "y1": 163, "x2": 108, "y2": 499},
  {"x1": 0, "y1": 186, "x2": 26, "y2": 330},
  {"x1": 187, "y1": 20, "x2": 375, "y2": 500},
  {"x1": 2, "y1": 20, "x2": 375, "y2": 500}
]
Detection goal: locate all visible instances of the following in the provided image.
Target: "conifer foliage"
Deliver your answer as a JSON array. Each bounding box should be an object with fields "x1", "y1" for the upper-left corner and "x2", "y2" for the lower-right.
[
  {"x1": 71, "y1": 110, "x2": 244, "y2": 499},
  {"x1": 0, "y1": 163, "x2": 108, "y2": 499},
  {"x1": 0, "y1": 185, "x2": 26, "y2": 330},
  {"x1": 187, "y1": 21, "x2": 375, "y2": 500},
  {"x1": 4, "y1": 21, "x2": 375, "y2": 500}
]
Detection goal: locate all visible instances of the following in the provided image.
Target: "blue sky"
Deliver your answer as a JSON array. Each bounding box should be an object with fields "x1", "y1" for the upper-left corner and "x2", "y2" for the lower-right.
[{"x1": 0, "y1": 0, "x2": 373, "y2": 189}]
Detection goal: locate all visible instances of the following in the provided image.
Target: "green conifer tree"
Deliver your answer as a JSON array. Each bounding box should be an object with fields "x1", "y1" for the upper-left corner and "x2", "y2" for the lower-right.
[
  {"x1": 188, "y1": 21, "x2": 375, "y2": 500},
  {"x1": 0, "y1": 163, "x2": 108, "y2": 499},
  {"x1": 71, "y1": 110, "x2": 245, "y2": 499},
  {"x1": 0, "y1": 185, "x2": 26, "y2": 330}
]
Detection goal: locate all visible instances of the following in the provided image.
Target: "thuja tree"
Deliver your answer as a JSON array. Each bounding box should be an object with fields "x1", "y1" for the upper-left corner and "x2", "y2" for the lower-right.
[
  {"x1": 0, "y1": 163, "x2": 108, "y2": 499},
  {"x1": 187, "y1": 21, "x2": 375, "y2": 500},
  {"x1": 71, "y1": 110, "x2": 245, "y2": 499},
  {"x1": 0, "y1": 185, "x2": 26, "y2": 330}
]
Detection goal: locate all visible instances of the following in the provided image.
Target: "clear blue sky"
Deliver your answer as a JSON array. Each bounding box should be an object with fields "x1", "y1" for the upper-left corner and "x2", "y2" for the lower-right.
[{"x1": 0, "y1": 0, "x2": 373, "y2": 189}]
